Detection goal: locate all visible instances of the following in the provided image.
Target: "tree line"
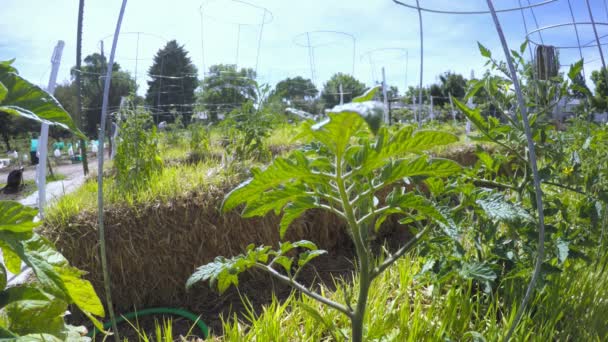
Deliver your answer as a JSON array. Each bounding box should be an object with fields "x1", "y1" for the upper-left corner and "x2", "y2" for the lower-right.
[{"x1": 2, "y1": 38, "x2": 607, "y2": 150}]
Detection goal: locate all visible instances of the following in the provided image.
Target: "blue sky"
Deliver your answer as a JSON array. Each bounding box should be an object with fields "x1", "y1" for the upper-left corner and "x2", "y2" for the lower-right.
[{"x1": 1, "y1": 0, "x2": 608, "y2": 96}]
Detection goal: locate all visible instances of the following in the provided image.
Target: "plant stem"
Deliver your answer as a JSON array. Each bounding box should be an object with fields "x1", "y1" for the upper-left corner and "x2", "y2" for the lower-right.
[
  {"x1": 372, "y1": 225, "x2": 430, "y2": 278},
  {"x1": 335, "y1": 153, "x2": 370, "y2": 342},
  {"x1": 255, "y1": 264, "x2": 352, "y2": 317}
]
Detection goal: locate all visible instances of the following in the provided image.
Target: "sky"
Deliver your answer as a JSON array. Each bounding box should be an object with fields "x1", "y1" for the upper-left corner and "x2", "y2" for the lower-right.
[{"x1": 2, "y1": 0, "x2": 608, "y2": 97}]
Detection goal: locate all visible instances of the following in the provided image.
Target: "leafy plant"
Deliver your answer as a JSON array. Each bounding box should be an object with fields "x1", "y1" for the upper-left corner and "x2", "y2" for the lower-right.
[
  {"x1": 221, "y1": 100, "x2": 273, "y2": 163},
  {"x1": 114, "y1": 105, "x2": 163, "y2": 191},
  {"x1": 0, "y1": 60, "x2": 82, "y2": 136},
  {"x1": 0, "y1": 201, "x2": 105, "y2": 340},
  {"x1": 188, "y1": 89, "x2": 461, "y2": 341}
]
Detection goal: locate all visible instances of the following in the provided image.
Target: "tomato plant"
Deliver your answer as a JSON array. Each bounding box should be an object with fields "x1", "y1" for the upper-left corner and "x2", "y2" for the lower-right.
[{"x1": 188, "y1": 87, "x2": 462, "y2": 341}]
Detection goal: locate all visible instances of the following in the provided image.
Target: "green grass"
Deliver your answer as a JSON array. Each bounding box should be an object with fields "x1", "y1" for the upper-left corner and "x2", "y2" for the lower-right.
[
  {"x1": 264, "y1": 124, "x2": 301, "y2": 149},
  {"x1": 206, "y1": 255, "x2": 608, "y2": 341},
  {"x1": 45, "y1": 160, "x2": 242, "y2": 225}
]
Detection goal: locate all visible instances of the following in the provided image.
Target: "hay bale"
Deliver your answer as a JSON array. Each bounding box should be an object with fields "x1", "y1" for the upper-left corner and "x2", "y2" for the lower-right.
[{"x1": 41, "y1": 182, "x2": 351, "y2": 317}]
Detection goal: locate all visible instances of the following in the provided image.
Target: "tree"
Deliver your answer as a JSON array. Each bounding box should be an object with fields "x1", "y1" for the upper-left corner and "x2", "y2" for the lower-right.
[
  {"x1": 429, "y1": 84, "x2": 443, "y2": 105},
  {"x1": 197, "y1": 64, "x2": 257, "y2": 121},
  {"x1": 591, "y1": 68, "x2": 608, "y2": 111},
  {"x1": 387, "y1": 85, "x2": 400, "y2": 100},
  {"x1": 405, "y1": 86, "x2": 429, "y2": 104},
  {"x1": 439, "y1": 72, "x2": 467, "y2": 98},
  {"x1": 63, "y1": 53, "x2": 136, "y2": 137},
  {"x1": 271, "y1": 76, "x2": 318, "y2": 111},
  {"x1": 321, "y1": 73, "x2": 366, "y2": 108},
  {"x1": 146, "y1": 40, "x2": 198, "y2": 125}
]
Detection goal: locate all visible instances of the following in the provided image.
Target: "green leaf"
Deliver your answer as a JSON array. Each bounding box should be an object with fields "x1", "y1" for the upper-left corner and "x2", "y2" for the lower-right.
[
  {"x1": 0, "y1": 241, "x2": 22, "y2": 274},
  {"x1": 222, "y1": 151, "x2": 327, "y2": 213},
  {"x1": 272, "y1": 256, "x2": 293, "y2": 274},
  {"x1": 387, "y1": 191, "x2": 447, "y2": 224},
  {"x1": 17, "y1": 334, "x2": 64, "y2": 342},
  {"x1": 312, "y1": 111, "x2": 367, "y2": 157},
  {"x1": 56, "y1": 266, "x2": 105, "y2": 317},
  {"x1": 568, "y1": 59, "x2": 584, "y2": 81},
  {"x1": 0, "y1": 201, "x2": 40, "y2": 233},
  {"x1": 381, "y1": 156, "x2": 461, "y2": 185},
  {"x1": 0, "y1": 286, "x2": 67, "y2": 337},
  {"x1": 280, "y1": 197, "x2": 316, "y2": 238},
  {"x1": 292, "y1": 240, "x2": 319, "y2": 250},
  {"x1": 476, "y1": 193, "x2": 532, "y2": 223},
  {"x1": 187, "y1": 254, "x2": 259, "y2": 294},
  {"x1": 0, "y1": 81, "x2": 7, "y2": 103},
  {"x1": 397, "y1": 130, "x2": 459, "y2": 152},
  {"x1": 298, "y1": 250, "x2": 327, "y2": 268},
  {"x1": 453, "y1": 98, "x2": 489, "y2": 134},
  {"x1": 352, "y1": 86, "x2": 381, "y2": 102},
  {"x1": 0, "y1": 233, "x2": 105, "y2": 324},
  {"x1": 478, "y1": 42, "x2": 492, "y2": 58},
  {"x1": 0, "y1": 70, "x2": 83, "y2": 137},
  {"x1": 459, "y1": 262, "x2": 496, "y2": 282},
  {"x1": 0, "y1": 263, "x2": 6, "y2": 292},
  {"x1": 466, "y1": 79, "x2": 485, "y2": 100},
  {"x1": 520, "y1": 40, "x2": 529, "y2": 54}
]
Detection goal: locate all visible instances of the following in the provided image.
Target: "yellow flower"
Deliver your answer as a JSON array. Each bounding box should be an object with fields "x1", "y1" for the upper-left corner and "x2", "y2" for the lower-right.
[{"x1": 562, "y1": 166, "x2": 574, "y2": 176}]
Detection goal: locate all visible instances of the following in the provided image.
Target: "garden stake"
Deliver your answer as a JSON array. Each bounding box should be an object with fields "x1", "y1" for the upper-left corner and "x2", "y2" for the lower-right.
[
  {"x1": 485, "y1": 1, "x2": 546, "y2": 341},
  {"x1": 98, "y1": 0, "x2": 128, "y2": 340}
]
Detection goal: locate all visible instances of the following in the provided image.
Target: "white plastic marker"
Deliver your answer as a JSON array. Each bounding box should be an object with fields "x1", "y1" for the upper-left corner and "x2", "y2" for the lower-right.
[
  {"x1": 465, "y1": 70, "x2": 475, "y2": 139},
  {"x1": 37, "y1": 40, "x2": 64, "y2": 217}
]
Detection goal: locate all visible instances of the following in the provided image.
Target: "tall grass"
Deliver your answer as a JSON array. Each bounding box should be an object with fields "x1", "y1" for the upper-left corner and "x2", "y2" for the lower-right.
[
  {"x1": 45, "y1": 160, "x2": 239, "y2": 226},
  {"x1": 209, "y1": 255, "x2": 608, "y2": 341}
]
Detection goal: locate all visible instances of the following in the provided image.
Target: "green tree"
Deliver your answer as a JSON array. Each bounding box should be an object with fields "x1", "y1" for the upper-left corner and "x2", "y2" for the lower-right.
[
  {"x1": 591, "y1": 68, "x2": 608, "y2": 111},
  {"x1": 429, "y1": 84, "x2": 443, "y2": 105},
  {"x1": 440, "y1": 72, "x2": 467, "y2": 98},
  {"x1": 404, "y1": 86, "x2": 429, "y2": 104},
  {"x1": 271, "y1": 76, "x2": 318, "y2": 112},
  {"x1": 60, "y1": 53, "x2": 135, "y2": 137},
  {"x1": 197, "y1": 64, "x2": 257, "y2": 121},
  {"x1": 321, "y1": 73, "x2": 366, "y2": 108},
  {"x1": 145, "y1": 40, "x2": 198, "y2": 125},
  {"x1": 387, "y1": 85, "x2": 399, "y2": 100}
]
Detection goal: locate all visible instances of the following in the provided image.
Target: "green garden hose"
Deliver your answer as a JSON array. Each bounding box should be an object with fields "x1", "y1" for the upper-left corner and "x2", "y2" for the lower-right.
[{"x1": 88, "y1": 307, "x2": 208, "y2": 339}]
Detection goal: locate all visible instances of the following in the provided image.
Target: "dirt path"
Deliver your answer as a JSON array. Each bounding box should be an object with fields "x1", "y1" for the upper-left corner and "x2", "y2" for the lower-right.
[
  {"x1": 0, "y1": 153, "x2": 107, "y2": 206},
  {"x1": 1, "y1": 153, "x2": 107, "y2": 286}
]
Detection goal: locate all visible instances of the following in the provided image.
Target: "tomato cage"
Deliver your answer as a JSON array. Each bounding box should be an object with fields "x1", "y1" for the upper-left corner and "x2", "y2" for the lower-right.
[
  {"x1": 523, "y1": 0, "x2": 608, "y2": 81},
  {"x1": 198, "y1": 0, "x2": 273, "y2": 80},
  {"x1": 359, "y1": 48, "x2": 409, "y2": 90},
  {"x1": 292, "y1": 31, "x2": 357, "y2": 87},
  {"x1": 97, "y1": 32, "x2": 169, "y2": 95},
  {"x1": 391, "y1": 0, "x2": 557, "y2": 127}
]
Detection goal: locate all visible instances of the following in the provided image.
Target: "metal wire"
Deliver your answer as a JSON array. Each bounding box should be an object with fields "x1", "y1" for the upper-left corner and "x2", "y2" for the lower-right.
[
  {"x1": 198, "y1": 0, "x2": 273, "y2": 78},
  {"x1": 293, "y1": 30, "x2": 357, "y2": 87},
  {"x1": 526, "y1": 22, "x2": 608, "y2": 49},
  {"x1": 485, "y1": 1, "x2": 547, "y2": 340},
  {"x1": 415, "y1": 0, "x2": 423, "y2": 128},
  {"x1": 567, "y1": 0, "x2": 586, "y2": 78},
  {"x1": 586, "y1": 0, "x2": 608, "y2": 91},
  {"x1": 392, "y1": 0, "x2": 556, "y2": 15}
]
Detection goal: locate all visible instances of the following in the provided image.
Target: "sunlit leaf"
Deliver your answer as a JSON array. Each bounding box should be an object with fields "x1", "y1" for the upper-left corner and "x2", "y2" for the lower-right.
[{"x1": 352, "y1": 86, "x2": 381, "y2": 103}]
